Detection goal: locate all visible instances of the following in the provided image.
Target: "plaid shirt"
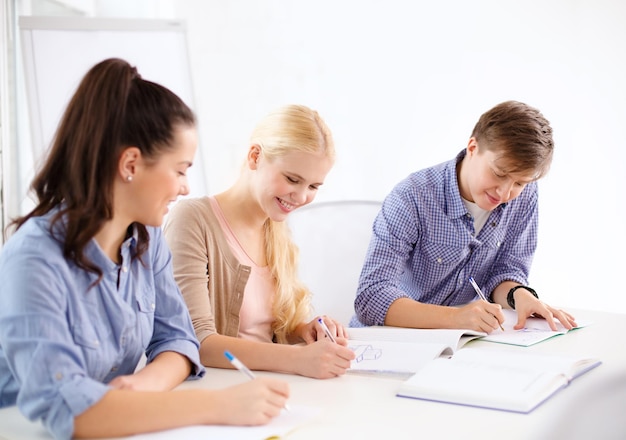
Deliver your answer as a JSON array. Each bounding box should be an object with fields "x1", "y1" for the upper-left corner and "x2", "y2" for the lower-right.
[{"x1": 352, "y1": 150, "x2": 538, "y2": 327}]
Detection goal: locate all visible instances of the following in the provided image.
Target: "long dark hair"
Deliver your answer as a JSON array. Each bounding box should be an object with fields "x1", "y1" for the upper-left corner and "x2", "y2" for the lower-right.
[{"x1": 9, "y1": 58, "x2": 196, "y2": 279}]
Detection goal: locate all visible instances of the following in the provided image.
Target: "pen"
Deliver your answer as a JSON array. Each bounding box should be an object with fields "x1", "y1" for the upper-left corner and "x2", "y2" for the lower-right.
[
  {"x1": 317, "y1": 317, "x2": 337, "y2": 343},
  {"x1": 469, "y1": 277, "x2": 505, "y2": 331},
  {"x1": 224, "y1": 351, "x2": 291, "y2": 411},
  {"x1": 224, "y1": 350, "x2": 255, "y2": 379}
]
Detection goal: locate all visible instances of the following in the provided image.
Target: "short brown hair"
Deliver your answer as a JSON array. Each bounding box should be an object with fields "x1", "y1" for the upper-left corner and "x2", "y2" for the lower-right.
[{"x1": 471, "y1": 100, "x2": 553, "y2": 179}]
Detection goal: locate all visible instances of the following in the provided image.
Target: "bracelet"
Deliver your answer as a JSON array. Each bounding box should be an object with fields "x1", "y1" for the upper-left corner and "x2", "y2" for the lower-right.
[{"x1": 507, "y1": 285, "x2": 539, "y2": 309}]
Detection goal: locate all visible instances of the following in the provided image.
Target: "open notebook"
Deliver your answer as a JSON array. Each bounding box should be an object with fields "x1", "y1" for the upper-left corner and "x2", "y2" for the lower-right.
[
  {"x1": 396, "y1": 349, "x2": 601, "y2": 413},
  {"x1": 347, "y1": 327, "x2": 486, "y2": 375},
  {"x1": 346, "y1": 312, "x2": 591, "y2": 375},
  {"x1": 481, "y1": 309, "x2": 591, "y2": 346}
]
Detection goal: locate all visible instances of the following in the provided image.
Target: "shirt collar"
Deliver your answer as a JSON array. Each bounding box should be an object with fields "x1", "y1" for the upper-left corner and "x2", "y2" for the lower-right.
[{"x1": 445, "y1": 150, "x2": 471, "y2": 219}]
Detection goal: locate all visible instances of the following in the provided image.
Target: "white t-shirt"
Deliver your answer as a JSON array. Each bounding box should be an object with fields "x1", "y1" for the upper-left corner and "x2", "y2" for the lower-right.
[{"x1": 462, "y1": 198, "x2": 491, "y2": 236}]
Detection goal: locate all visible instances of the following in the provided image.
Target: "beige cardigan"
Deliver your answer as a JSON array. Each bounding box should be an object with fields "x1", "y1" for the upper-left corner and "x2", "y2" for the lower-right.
[{"x1": 163, "y1": 197, "x2": 251, "y2": 343}]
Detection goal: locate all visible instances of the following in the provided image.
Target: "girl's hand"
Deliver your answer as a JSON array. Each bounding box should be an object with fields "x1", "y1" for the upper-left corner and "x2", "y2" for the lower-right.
[
  {"x1": 295, "y1": 315, "x2": 349, "y2": 344},
  {"x1": 293, "y1": 339, "x2": 356, "y2": 379},
  {"x1": 108, "y1": 351, "x2": 192, "y2": 391},
  {"x1": 211, "y1": 378, "x2": 290, "y2": 425}
]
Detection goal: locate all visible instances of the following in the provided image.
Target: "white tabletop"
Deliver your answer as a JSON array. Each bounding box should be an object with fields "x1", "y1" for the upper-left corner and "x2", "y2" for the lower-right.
[{"x1": 1, "y1": 308, "x2": 625, "y2": 440}]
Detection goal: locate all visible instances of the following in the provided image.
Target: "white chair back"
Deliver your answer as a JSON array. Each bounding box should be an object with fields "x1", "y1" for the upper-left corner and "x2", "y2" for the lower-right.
[{"x1": 288, "y1": 200, "x2": 382, "y2": 326}]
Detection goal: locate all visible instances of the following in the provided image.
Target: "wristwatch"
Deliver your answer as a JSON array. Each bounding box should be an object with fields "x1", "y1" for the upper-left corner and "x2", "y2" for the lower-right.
[{"x1": 507, "y1": 285, "x2": 539, "y2": 309}]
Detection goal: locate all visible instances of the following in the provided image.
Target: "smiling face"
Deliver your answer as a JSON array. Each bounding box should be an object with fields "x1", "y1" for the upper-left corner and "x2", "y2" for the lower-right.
[
  {"x1": 126, "y1": 125, "x2": 198, "y2": 226},
  {"x1": 458, "y1": 138, "x2": 536, "y2": 211},
  {"x1": 249, "y1": 146, "x2": 333, "y2": 222}
]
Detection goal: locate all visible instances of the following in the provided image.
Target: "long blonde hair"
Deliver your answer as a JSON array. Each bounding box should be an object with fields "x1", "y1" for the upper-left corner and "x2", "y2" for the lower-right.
[{"x1": 250, "y1": 105, "x2": 335, "y2": 343}]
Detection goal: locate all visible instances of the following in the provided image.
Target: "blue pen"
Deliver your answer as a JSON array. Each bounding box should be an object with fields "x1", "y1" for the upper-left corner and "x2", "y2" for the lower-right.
[
  {"x1": 224, "y1": 351, "x2": 291, "y2": 411},
  {"x1": 469, "y1": 277, "x2": 504, "y2": 331}
]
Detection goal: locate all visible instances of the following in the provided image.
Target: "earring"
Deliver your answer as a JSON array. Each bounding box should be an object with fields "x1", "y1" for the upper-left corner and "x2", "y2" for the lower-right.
[{"x1": 126, "y1": 175, "x2": 133, "y2": 182}]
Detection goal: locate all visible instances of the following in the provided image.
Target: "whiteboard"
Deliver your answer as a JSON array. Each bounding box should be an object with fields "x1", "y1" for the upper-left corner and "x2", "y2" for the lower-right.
[{"x1": 18, "y1": 16, "x2": 207, "y2": 197}]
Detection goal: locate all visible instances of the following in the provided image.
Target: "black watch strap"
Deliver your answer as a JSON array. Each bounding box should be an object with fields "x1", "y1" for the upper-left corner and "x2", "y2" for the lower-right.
[{"x1": 507, "y1": 285, "x2": 539, "y2": 309}]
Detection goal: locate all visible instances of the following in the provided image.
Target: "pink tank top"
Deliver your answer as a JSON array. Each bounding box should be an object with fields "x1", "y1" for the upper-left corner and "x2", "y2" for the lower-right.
[{"x1": 209, "y1": 197, "x2": 274, "y2": 342}]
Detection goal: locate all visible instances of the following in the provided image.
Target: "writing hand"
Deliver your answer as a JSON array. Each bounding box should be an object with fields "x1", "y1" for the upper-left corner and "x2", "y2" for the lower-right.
[
  {"x1": 292, "y1": 339, "x2": 356, "y2": 379},
  {"x1": 212, "y1": 377, "x2": 290, "y2": 426},
  {"x1": 297, "y1": 315, "x2": 349, "y2": 344},
  {"x1": 456, "y1": 301, "x2": 505, "y2": 333}
]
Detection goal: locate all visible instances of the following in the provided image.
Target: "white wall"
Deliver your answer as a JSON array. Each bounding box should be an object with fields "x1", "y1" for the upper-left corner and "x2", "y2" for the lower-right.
[
  {"x1": 173, "y1": 0, "x2": 626, "y2": 314},
  {"x1": 9, "y1": 0, "x2": 626, "y2": 314}
]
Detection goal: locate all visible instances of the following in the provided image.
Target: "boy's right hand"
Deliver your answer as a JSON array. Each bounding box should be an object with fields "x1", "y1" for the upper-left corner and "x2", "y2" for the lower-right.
[{"x1": 456, "y1": 301, "x2": 505, "y2": 333}]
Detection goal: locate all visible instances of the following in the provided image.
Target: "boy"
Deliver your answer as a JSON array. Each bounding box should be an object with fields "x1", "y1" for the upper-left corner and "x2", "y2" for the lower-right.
[{"x1": 352, "y1": 101, "x2": 576, "y2": 333}]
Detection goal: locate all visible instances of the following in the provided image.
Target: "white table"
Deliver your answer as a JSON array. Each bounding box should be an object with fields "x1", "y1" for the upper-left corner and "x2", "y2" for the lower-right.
[{"x1": 1, "y1": 308, "x2": 625, "y2": 439}]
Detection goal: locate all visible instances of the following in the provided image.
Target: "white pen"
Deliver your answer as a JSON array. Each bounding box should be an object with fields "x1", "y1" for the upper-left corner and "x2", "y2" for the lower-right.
[
  {"x1": 224, "y1": 350, "x2": 255, "y2": 379},
  {"x1": 469, "y1": 276, "x2": 505, "y2": 331},
  {"x1": 224, "y1": 351, "x2": 291, "y2": 411},
  {"x1": 317, "y1": 317, "x2": 337, "y2": 343}
]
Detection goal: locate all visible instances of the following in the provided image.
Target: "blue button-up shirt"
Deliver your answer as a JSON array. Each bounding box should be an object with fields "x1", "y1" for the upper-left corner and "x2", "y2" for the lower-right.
[
  {"x1": 0, "y1": 210, "x2": 205, "y2": 440},
  {"x1": 352, "y1": 150, "x2": 538, "y2": 326}
]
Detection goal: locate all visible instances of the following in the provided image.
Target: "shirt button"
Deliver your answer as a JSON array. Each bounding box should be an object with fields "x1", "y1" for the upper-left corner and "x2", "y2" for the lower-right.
[
  {"x1": 94, "y1": 340, "x2": 99, "y2": 346},
  {"x1": 122, "y1": 266, "x2": 128, "y2": 273},
  {"x1": 436, "y1": 258, "x2": 442, "y2": 264},
  {"x1": 111, "y1": 366, "x2": 118, "y2": 372},
  {"x1": 496, "y1": 241, "x2": 501, "y2": 247},
  {"x1": 55, "y1": 372, "x2": 63, "y2": 380},
  {"x1": 151, "y1": 303, "x2": 156, "y2": 310}
]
